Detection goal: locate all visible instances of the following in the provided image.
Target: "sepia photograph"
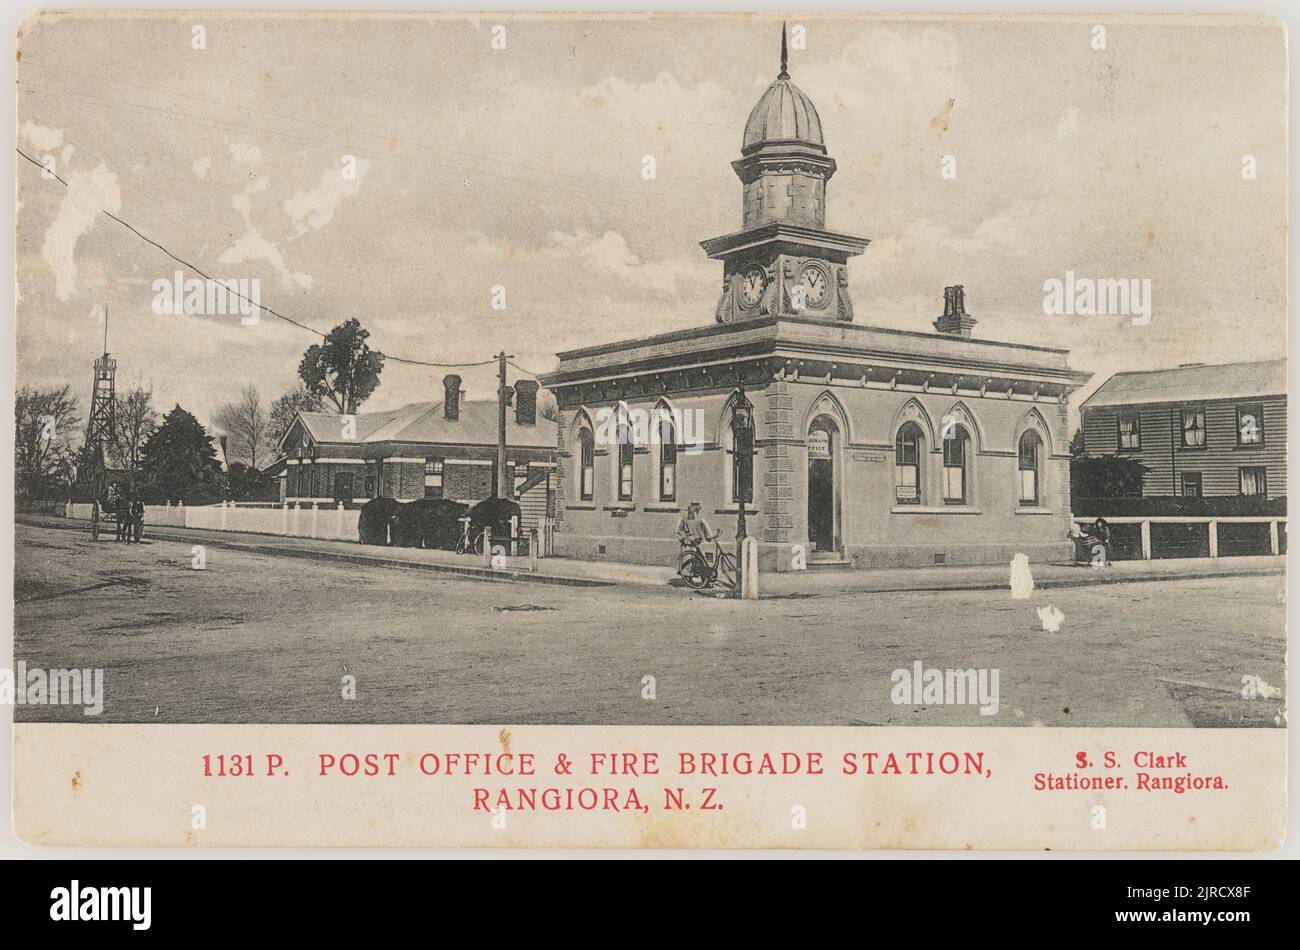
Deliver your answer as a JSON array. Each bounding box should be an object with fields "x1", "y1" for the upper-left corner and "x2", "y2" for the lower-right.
[{"x1": 11, "y1": 13, "x2": 1287, "y2": 735}]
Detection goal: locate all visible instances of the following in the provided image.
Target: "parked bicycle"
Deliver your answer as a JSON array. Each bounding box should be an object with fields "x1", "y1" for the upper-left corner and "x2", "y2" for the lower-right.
[
  {"x1": 677, "y1": 533, "x2": 738, "y2": 591},
  {"x1": 454, "y1": 516, "x2": 485, "y2": 555}
]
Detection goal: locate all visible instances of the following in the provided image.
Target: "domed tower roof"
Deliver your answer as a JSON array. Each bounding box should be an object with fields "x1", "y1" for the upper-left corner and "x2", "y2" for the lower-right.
[{"x1": 742, "y1": 25, "x2": 825, "y2": 153}]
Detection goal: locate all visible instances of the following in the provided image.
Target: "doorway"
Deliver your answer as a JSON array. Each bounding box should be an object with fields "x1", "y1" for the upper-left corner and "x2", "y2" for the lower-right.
[{"x1": 807, "y1": 416, "x2": 840, "y2": 554}]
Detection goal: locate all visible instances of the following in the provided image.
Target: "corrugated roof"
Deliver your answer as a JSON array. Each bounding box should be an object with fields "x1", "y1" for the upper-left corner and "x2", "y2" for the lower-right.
[
  {"x1": 1083, "y1": 359, "x2": 1287, "y2": 408},
  {"x1": 295, "y1": 400, "x2": 556, "y2": 449}
]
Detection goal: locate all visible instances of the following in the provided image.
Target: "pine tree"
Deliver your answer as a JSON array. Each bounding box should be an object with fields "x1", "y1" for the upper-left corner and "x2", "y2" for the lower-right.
[{"x1": 140, "y1": 405, "x2": 226, "y2": 504}]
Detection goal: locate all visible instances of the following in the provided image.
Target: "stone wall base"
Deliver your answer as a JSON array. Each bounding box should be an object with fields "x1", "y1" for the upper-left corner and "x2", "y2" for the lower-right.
[{"x1": 554, "y1": 534, "x2": 1076, "y2": 572}]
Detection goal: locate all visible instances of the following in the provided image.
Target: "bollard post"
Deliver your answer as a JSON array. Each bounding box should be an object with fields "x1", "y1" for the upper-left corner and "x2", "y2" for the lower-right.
[
  {"x1": 741, "y1": 536, "x2": 760, "y2": 600},
  {"x1": 482, "y1": 527, "x2": 493, "y2": 568},
  {"x1": 220, "y1": 499, "x2": 228, "y2": 530},
  {"x1": 530, "y1": 528, "x2": 538, "y2": 573},
  {"x1": 281, "y1": 502, "x2": 289, "y2": 535},
  {"x1": 337, "y1": 501, "x2": 345, "y2": 539},
  {"x1": 310, "y1": 503, "x2": 319, "y2": 539}
]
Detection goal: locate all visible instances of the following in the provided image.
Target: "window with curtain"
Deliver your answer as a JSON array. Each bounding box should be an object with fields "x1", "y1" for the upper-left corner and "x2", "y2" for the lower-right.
[
  {"x1": 658, "y1": 413, "x2": 677, "y2": 502},
  {"x1": 1018, "y1": 431, "x2": 1041, "y2": 506},
  {"x1": 1117, "y1": 412, "x2": 1140, "y2": 450},
  {"x1": 577, "y1": 428, "x2": 594, "y2": 501},
  {"x1": 1239, "y1": 466, "x2": 1267, "y2": 497},
  {"x1": 942, "y1": 427, "x2": 968, "y2": 504},
  {"x1": 894, "y1": 424, "x2": 922, "y2": 504},
  {"x1": 1181, "y1": 407, "x2": 1206, "y2": 448}
]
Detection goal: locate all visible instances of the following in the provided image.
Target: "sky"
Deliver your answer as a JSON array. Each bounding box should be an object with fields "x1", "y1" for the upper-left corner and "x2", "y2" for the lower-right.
[{"x1": 15, "y1": 13, "x2": 1288, "y2": 437}]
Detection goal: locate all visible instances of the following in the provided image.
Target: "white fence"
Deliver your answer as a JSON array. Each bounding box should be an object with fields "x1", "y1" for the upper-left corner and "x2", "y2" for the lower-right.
[{"x1": 63, "y1": 502, "x2": 362, "y2": 542}]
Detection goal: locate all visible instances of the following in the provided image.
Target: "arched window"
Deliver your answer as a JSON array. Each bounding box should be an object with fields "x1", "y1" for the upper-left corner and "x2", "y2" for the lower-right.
[
  {"x1": 722, "y1": 407, "x2": 753, "y2": 505},
  {"x1": 617, "y1": 417, "x2": 634, "y2": 501},
  {"x1": 1018, "y1": 431, "x2": 1042, "y2": 506},
  {"x1": 894, "y1": 423, "x2": 923, "y2": 504},
  {"x1": 657, "y1": 411, "x2": 677, "y2": 502},
  {"x1": 576, "y1": 427, "x2": 594, "y2": 501},
  {"x1": 943, "y1": 425, "x2": 970, "y2": 504}
]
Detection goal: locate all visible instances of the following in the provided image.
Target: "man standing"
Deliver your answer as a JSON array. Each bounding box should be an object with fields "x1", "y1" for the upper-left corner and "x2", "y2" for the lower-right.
[{"x1": 676, "y1": 501, "x2": 714, "y2": 548}]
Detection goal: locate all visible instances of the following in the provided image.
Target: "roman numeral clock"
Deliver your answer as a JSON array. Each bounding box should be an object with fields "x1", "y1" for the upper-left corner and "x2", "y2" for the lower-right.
[{"x1": 701, "y1": 29, "x2": 869, "y2": 324}]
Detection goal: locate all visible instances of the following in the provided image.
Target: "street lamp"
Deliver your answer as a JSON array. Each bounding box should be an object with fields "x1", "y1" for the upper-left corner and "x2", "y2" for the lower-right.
[{"x1": 731, "y1": 386, "x2": 754, "y2": 592}]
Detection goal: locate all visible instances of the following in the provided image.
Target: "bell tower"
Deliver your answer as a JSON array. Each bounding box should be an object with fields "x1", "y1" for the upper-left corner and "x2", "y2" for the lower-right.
[{"x1": 701, "y1": 24, "x2": 869, "y2": 324}]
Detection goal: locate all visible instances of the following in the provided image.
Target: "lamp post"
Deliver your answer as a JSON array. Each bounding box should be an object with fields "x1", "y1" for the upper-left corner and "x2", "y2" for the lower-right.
[{"x1": 731, "y1": 386, "x2": 754, "y2": 592}]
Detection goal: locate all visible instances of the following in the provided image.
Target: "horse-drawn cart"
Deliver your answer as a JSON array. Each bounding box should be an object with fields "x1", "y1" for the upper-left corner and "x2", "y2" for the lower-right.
[{"x1": 89, "y1": 476, "x2": 144, "y2": 543}]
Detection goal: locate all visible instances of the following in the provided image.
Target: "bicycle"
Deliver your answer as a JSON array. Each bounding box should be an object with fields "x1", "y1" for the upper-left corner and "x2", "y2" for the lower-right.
[
  {"x1": 454, "y1": 516, "x2": 485, "y2": 555},
  {"x1": 677, "y1": 533, "x2": 738, "y2": 591}
]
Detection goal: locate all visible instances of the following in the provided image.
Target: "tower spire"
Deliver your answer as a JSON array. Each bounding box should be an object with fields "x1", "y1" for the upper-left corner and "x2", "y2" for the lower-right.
[{"x1": 778, "y1": 21, "x2": 789, "y2": 80}]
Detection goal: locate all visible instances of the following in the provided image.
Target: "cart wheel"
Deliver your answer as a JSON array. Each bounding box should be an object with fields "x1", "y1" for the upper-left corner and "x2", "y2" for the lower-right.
[{"x1": 473, "y1": 531, "x2": 486, "y2": 556}]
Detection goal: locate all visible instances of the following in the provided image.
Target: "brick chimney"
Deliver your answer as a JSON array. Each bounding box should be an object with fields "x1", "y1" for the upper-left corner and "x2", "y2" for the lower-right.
[
  {"x1": 442, "y1": 374, "x2": 461, "y2": 421},
  {"x1": 514, "y1": 380, "x2": 539, "y2": 426},
  {"x1": 933, "y1": 285, "x2": 977, "y2": 338}
]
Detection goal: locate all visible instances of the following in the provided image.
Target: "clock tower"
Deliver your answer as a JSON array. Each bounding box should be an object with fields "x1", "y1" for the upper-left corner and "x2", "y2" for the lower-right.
[{"x1": 701, "y1": 24, "x2": 869, "y2": 324}]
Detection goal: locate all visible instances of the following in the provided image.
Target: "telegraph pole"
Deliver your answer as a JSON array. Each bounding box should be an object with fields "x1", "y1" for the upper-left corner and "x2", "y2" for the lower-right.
[{"x1": 496, "y1": 350, "x2": 511, "y2": 498}]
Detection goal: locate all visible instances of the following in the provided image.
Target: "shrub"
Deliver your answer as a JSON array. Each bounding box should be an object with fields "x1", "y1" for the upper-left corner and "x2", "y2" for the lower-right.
[{"x1": 357, "y1": 497, "x2": 401, "y2": 545}]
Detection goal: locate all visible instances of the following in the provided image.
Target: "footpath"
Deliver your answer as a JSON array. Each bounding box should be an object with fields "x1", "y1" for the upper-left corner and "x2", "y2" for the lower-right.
[{"x1": 17, "y1": 513, "x2": 1284, "y2": 597}]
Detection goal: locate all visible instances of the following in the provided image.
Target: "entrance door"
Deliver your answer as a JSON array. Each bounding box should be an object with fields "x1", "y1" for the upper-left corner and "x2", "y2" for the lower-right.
[
  {"x1": 333, "y1": 473, "x2": 354, "y2": 504},
  {"x1": 807, "y1": 421, "x2": 837, "y2": 553}
]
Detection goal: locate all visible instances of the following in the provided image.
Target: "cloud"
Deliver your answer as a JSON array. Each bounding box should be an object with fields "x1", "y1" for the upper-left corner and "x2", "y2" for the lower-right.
[
  {"x1": 19, "y1": 120, "x2": 63, "y2": 152},
  {"x1": 41, "y1": 162, "x2": 121, "y2": 301},
  {"x1": 283, "y1": 157, "x2": 370, "y2": 235},
  {"x1": 572, "y1": 71, "x2": 729, "y2": 134},
  {"x1": 217, "y1": 143, "x2": 311, "y2": 288}
]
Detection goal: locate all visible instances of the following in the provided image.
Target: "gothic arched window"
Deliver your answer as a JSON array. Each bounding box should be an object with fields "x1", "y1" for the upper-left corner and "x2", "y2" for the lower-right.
[
  {"x1": 895, "y1": 423, "x2": 923, "y2": 504},
  {"x1": 576, "y1": 427, "x2": 594, "y2": 501},
  {"x1": 617, "y1": 419, "x2": 634, "y2": 501},
  {"x1": 1018, "y1": 431, "x2": 1042, "y2": 506},
  {"x1": 657, "y1": 411, "x2": 677, "y2": 502},
  {"x1": 943, "y1": 425, "x2": 970, "y2": 505}
]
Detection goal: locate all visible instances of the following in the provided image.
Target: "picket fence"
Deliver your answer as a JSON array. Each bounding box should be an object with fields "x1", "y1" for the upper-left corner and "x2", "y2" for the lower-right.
[{"x1": 64, "y1": 502, "x2": 362, "y2": 542}]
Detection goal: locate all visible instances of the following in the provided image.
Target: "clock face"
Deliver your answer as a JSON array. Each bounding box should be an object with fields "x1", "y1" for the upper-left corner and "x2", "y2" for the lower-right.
[
  {"x1": 738, "y1": 267, "x2": 765, "y2": 307},
  {"x1": 800, "y1": 264, "x2": 829, "y2": 308}
]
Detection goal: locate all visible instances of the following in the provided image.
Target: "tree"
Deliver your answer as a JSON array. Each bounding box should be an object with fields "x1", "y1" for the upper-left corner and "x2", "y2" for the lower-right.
[
  {"x1": 139, "y1": 405, "x2": 226, "y2": 504},
  {"x1": 225, "y1": 462, "x2": 274, "y2": 502},
  {"x1": 15, "y1": 385, "x2": 80, "y2": 501},
  {"x1": 214, "y1": 384, "x2": 271, "y2": 469},
  {"x1": 538, "y1": 391, "x2": 560, "y2": 423},
  {"x1": 297, "y1": 318, "x2": 384, "y2": 414},
  {"x1": 113, "y1": 387, "x2": 158, "y2": 471},
  {"x1": 269, "y1": 384, "x2": 324, "y2": 448}
]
